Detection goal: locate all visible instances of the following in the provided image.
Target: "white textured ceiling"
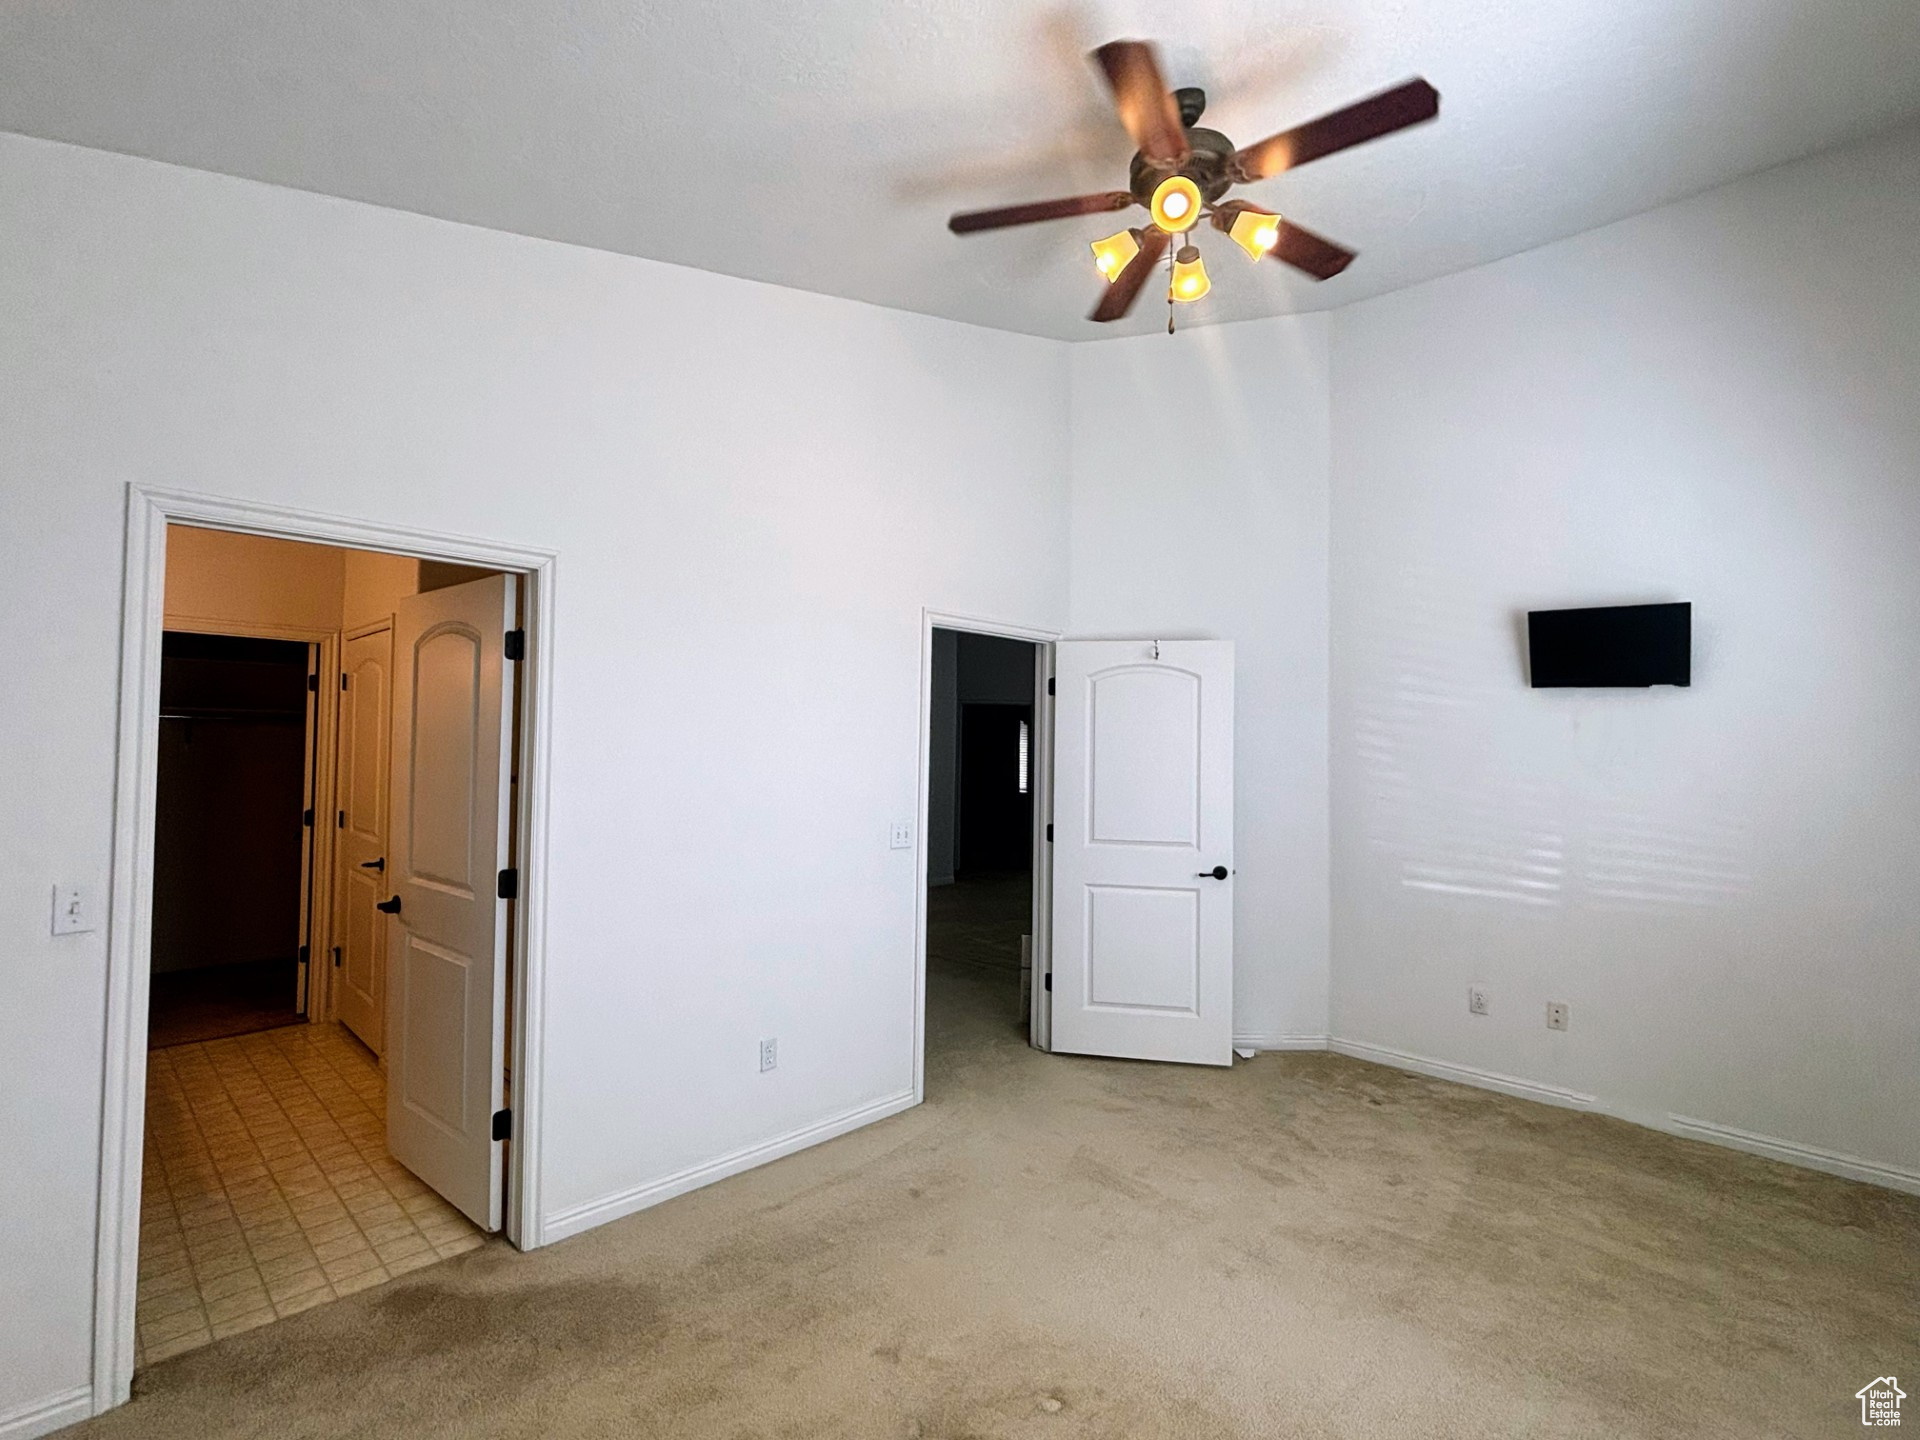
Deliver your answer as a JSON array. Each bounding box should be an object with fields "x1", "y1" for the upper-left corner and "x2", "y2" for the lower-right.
[{"x1": 4, "y1": 1, "x2": 1919, "y2": 340}]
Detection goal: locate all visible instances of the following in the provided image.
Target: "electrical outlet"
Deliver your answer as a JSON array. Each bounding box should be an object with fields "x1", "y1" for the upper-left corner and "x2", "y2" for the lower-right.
[
  {"x1": 759, "y1": 1037, "x2": 777, "y2": 1072},
  {"x1": 889, "y1": 822, "x2": 913, "y2": 850},
  {"x1": 1468, "y1": 986, "x2": 1489, "y2": 1016},
  {"x1": 1546, "y1": 1002, "x2": 1569, "y2": 1032}
]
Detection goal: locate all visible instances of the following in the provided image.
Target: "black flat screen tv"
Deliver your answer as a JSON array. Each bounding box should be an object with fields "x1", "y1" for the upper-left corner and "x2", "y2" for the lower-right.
[{"x1": 1527, "y1": 602, "x2": 1690, "y2": 688}]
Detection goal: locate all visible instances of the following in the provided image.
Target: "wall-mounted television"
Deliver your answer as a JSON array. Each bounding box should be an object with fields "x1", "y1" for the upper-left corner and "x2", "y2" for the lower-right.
[{"x1": 1527, "y1": 602, "x2": 1691, "y2": 688}]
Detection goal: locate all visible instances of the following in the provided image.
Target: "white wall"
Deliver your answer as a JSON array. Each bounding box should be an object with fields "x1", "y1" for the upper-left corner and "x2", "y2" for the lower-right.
[
  {"x1": 0, "y1": 132, "x2": 1068, "y2": 1423},
  {"x1": 165, "y1": 525, "x2": 433, "y2": 635},
  {"x1": 1329, "y1": 120, "x2": 1920, "y2": 1180},
  {"x1": 1068, "y1": 317, "x2": 1333, "y2": 1048},
  {"x1": 342, "y1": 549, "x2": 420, "y2": 630},
  {"x1": 164, "y1": 525, "x2": 346, "y2": 632}
]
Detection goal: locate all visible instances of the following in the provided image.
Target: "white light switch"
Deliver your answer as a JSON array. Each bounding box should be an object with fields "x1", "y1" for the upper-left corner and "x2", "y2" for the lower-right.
[
  {"x1": 52, "y1": 884, "x2": 96, "y2": 936},
  {"x1": 889, "y1": 822, "x2": 913, "y2": 850}
]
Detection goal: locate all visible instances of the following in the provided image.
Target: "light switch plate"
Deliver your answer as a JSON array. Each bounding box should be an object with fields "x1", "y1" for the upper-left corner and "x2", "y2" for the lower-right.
[
  {"x1": 889, "y1": 822, "x2": 913, "y2": 850},
  {"x1": 52, "y1": 884, "x2": 95, "y2": 936}
]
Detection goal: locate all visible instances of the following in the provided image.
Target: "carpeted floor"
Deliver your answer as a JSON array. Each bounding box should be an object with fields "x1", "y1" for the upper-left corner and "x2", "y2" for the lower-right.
[
  {"x1": 926, "y1": 872, "x2": 1031, "y2": 976},
  {"x1": 72, "y1": 954, "x2": 1918, "y2": 1438}
]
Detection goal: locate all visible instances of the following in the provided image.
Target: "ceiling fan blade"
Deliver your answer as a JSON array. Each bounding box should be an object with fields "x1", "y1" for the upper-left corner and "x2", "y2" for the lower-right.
[
  {"x1": 1093, "y1": 40, "x2": 1190, "y2": 167},
  {"x1": 1271, "y1": 221, "x2": 1356, "y2": 280},
  {"x1": 1090, "y1": 228, "x2": 1170, "y2": 322},
  {"x1": 1233, "y1": 78, "x2": 1439, "y2": 182},
  {"x1": 948, "y1": 191, "x2": 1134, "y2": 234}
]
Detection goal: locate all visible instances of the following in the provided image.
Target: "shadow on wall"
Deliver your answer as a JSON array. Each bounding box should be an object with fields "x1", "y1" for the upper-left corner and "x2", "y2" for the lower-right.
[{"x1": 1349, "y1": 569, "x2": 1750, "y2": 915}]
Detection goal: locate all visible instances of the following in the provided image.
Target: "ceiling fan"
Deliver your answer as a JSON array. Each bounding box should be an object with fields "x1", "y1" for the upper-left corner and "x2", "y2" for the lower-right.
[{"x1": 948, "y1": 41, "x2": 1439, "y2": 330}]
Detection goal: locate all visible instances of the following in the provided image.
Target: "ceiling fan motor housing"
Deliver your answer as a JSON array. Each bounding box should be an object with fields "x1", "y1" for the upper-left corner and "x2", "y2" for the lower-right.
[{"x1": 1130, "y1": 125, "x2": 1237, "y2": 209}]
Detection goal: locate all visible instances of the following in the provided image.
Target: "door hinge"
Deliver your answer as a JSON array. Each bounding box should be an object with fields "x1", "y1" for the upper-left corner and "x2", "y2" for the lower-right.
[
  {"x1": 307, "y1": 673, "x2": 319, "y2": 693},
  {"x1": 298, "y1": 944, "x2": 309, "y2": 965},
  {"x1": 1045, "y1": 823, "x2": 1053, "y2": 842},
  {"x1": 503, "y1": 629, "x2": 525, "y2": 662},
  {"x1": 492, "y1": 1109, "x2": 512, "y2": 1141},
  {"x1": 337, "y1": 809, "x2": 346, "y2": 828},
  {"x1": 332, "y1": 945, "x2": 342, "y2": 969},
  {"x1": 1043, "y1": 972, "x2": 1052, "y2": 991},
  {"x1": 303, "y1": 807, "x2": 314, "y2": 828},
  {"x1": 341, "y1": 673, "x2": 349, "y2": 690},
  {"x1": 497, "y1": 867, "x2": 518, "y2": 900},
  {"x1": 1047, "y1": 677, "x2": 1055, "y2": 696}
]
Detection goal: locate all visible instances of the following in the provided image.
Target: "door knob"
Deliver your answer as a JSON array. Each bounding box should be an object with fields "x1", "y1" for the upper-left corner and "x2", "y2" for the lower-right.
[
  {"x1": 376, "y1": 895, "x2": 402, "y2": 914},
  {"x1": 1196, "y1": 865, "x2": 1231, "y2": 880},
  {"x1": 360, "y1": 857, "x2": 385, "y2": 872}
]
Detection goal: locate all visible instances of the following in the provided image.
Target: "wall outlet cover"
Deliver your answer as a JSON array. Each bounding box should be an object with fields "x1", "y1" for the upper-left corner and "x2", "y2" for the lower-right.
[
  {"x1": 1547, "y1": 1002, "x2": 1570, "y2": 1031},
  {"x1": 1468, "y1": 986, "x2": 1490, "y2": 1016},
  {"x1": 759, "y1": 1037, "x2": 777, "y2": 1072}
]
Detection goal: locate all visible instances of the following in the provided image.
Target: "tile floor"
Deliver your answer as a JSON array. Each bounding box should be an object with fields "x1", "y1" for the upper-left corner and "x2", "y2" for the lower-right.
[{"x1": 137, "y1": 1022, "x2": 484, "y2": 1366}]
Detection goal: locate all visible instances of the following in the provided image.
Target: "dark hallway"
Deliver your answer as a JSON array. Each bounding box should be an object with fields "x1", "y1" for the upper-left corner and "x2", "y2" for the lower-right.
[{"x1": 927, "y1": 628, "x2": 1038, "y2": 1048}]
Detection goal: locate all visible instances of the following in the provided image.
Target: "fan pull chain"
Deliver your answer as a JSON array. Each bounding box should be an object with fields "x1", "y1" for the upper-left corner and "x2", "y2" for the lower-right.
[{"x1": 1167, "y1": 244, "x2": 1177, "y2": 334}]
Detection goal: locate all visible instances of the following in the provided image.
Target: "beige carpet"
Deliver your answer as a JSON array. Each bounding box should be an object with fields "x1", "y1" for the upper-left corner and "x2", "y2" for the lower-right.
[
  {"x1": 71, "y1": 956, "x2": 1917, "y2": 1438},
  {"x1": 926, "y1": 873, "x2": 1031, "y2": 976}
]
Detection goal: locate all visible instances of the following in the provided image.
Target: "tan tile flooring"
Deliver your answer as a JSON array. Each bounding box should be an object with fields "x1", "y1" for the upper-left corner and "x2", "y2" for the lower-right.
[{"x1": 137, "y1": 1022, "x2": 484, "y2": 1366}]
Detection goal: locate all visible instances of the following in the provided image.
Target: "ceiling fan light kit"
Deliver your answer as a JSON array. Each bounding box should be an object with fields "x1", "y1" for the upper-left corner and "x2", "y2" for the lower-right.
[
  {"x1": 1219, "y1": 203, "x2": 1283, "y2": 261},
  {"x1": 1149, "y1": 174, "x2": 1203, "y2": 232},
  {"x1": 947, "y1": 40, "x2": 1440, "y2": 331},
  {"x1": 1171, "y1": 246, "x2": 1210, "y2": 303},
  {"x1": 1090, "y1": 228, "x2": 1143, "y2": 280}
]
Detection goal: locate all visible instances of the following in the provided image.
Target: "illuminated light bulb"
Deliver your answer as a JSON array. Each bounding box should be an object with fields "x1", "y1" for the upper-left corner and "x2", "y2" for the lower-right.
[
  {"x1": 1228, "y1": 206, "x2": 1283, "y2": 261},
  {"x1": 1149, "y1": 175, "x2": 1203, "y2": 233},
  {"x1": 1171, "y1": 245, "x2": 1210, "y2": 302},
  {"x1": 1089, "y1": 229, "x2": 1141, "y2": 283}
]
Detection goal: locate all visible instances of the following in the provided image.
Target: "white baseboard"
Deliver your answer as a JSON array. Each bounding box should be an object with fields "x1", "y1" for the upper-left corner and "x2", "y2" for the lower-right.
[
  {"x1": 0, "y1": 1386, "x2": 91, "y2": 1440},
  {"x1": 1326, "y1": 1037, "x2": 1920, "y2": 1196},
  {"x1": 539, "y1": 1089, "x2": 919, "y2": 1246},
  {"x1": 1232, "y1": 1032, "x2": 1330, "y2": 1052},
  {"x1": 1663, "y1": 1113, "x2": 1920, "y2": 1197},
  {"x1": 1329, "y1": 1038, "x2": 1598, "y2": 1111}
]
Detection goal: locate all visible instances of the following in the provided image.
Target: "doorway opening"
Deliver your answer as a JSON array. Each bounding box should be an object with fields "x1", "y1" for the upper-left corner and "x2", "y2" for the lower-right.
[
  {"x1": 97, "y1": 488, "x2": 556, "y2": 1409},
  {"x1": 135, "y1": 527, "x2": 510, "y2": 1366},
  {"x1": 922, "y1": 623, "x2": 1052, "y2": 1088},
  {"x1": 150, "y1": 633, "x2": 314, "y2": 1048}
]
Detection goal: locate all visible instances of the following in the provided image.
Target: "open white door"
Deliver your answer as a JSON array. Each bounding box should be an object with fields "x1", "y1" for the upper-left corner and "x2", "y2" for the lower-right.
[
  {"x1": 385, "y1": 574, "x2": 516, "y2": 1229},
  {"x1": 1049, "y1": 640, "x2": 1234, "y2": 1066}
]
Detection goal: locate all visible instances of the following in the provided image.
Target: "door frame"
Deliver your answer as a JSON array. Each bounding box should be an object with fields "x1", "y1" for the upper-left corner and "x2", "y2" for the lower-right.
[
  {"x1": 95, "y1": 484, "x2": 559, "y2": 1412},
  {"x1": 157, "y1": 617, "x2": 340, "y2": 1025},
  {"x1": 913, "y1": 609, "x2": 1059, "y2": 1101}
]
